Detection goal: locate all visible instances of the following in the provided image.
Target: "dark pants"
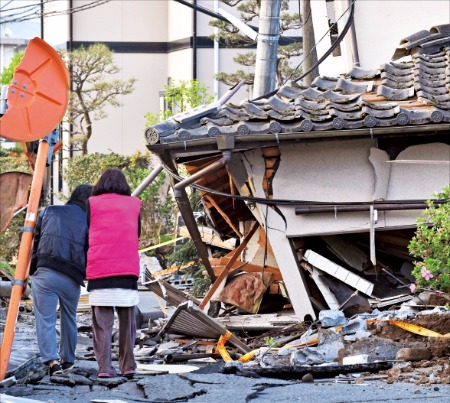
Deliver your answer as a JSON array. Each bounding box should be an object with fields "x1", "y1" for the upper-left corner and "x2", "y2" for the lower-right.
[{"x1": 92, "y1": 306, "x2": 137, "y2": 375}]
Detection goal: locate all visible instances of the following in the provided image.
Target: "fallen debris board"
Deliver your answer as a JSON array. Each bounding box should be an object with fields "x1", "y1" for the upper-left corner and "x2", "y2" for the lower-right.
[
  {"x1": 0, "y1": 395, "x2": 43, "y2": 403},
  {"x1": 319, "y1": 275, "x2": 371, "y2": 316},
  {"x1": 217, "y1": 272, "x2": 274, "y2": 313},
  {"x1": 304, "y1": 250, "x2": 374, "y2": 296},
  {"x1": 144, "y1": 279, "x2": 201, "y2": 306},
  {"x1": 137, "y1": 363, "x2": 199, "y2": 374},
  {"x1": 323, "y1": 235, "x2": 368, "y2": 272},
  {"x1": 224, "y1": 362, "x2": 393, "y2": 380},
  {"x1": 0, "y1": 172, "x2": 33, "y2": 233},
  {"x1": 217, "y1": 312, "x2": 300, "y2": 331},
  {"x1": 164, "y1": 353, "x2": 223, "y2": 363},
  {"x1": 159, "y1": 301, "x2": 250, "y2": 353},
  {"x1": 311, "y1": 267, "x2": 340, "y2": 310},
  {"x1": 368, "y1": 294, "x2": 413, "y2": 308}
]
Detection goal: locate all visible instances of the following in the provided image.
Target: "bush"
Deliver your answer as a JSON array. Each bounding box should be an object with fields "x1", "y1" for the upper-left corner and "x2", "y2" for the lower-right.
[{"x1": 408, "y1": 186, "x2": 450, "y2": 295}]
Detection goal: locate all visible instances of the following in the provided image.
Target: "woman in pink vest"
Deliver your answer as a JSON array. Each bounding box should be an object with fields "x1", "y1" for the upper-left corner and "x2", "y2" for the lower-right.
[{"x1": 86, "y1": 168, "x2": 141, "y2": 378}]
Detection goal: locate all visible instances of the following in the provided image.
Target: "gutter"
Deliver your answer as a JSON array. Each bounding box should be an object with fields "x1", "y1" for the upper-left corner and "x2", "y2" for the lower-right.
[
  {"x1": 295, "y1": 201, "x2": 445, "y2": 215},
  {"x1": 146, "y1": 123, "x2": 450, "y2": 153}
]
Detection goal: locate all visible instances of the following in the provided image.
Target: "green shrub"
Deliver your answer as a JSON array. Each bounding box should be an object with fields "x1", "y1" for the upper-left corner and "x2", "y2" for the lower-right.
[{"x1": 408, "y1": 186, "x2": 450, "y2": 295}]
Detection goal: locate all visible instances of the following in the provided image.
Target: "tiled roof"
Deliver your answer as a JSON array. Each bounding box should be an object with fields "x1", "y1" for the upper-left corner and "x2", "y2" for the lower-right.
[{"x1": 146, "y1": 25, "x2": 450, "y2": 146}]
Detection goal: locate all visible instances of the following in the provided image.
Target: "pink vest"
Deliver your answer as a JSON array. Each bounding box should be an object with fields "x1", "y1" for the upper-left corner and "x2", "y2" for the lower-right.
[{"x1": 86, "y1": 194, "x2": 141, "y2": 280}]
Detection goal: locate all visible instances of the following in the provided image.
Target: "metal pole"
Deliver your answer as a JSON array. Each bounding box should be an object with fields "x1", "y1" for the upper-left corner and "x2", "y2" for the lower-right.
[
  {"x1": 131, "y1": 164, "x2": 163, "y2": 197},
  {"x1": 0, "y1": 140, "x2": 49, "y2": 381},
  {"x1": 253, "y1": 0, "x2": 282, "y2": 98}
]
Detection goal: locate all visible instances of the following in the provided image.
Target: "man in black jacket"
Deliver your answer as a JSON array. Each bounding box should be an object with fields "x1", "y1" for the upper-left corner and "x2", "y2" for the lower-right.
[{"x1": 30, "y1": 184, "x2": 92, "y2": 376}]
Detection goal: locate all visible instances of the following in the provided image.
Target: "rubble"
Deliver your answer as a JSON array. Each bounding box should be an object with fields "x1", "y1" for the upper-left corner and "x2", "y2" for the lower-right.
[
  {"x1": 0, "y1": 292, "x2": 449, "y2": 402},
  {"x1": 1, "y1": 236, "x2": 449, "y2": 402}
]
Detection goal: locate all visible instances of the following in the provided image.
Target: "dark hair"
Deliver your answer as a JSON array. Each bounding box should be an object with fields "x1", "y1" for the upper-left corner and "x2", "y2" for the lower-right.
[
  {"x1": 92, "y1": 168, "x2": 131, "y2": 196},
  {"x1": 68, "y1": 184, "x2": 93, "y2": 209}
]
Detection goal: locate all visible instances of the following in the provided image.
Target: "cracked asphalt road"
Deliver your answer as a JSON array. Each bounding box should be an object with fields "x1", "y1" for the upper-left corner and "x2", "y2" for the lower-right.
[{"x1": 2, "y1": 360, "x2": 449, "y2": 403}]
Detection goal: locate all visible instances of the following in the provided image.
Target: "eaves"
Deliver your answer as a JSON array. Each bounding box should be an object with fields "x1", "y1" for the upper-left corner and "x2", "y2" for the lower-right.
[{"x1": 146, "y1": 123, "x2": 450, "y2": 160}]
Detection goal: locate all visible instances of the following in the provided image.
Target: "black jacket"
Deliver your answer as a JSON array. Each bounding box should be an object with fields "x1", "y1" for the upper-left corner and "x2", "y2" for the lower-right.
[{"x1": 30, "y1": 202, "x2": 88, "y2": 286}]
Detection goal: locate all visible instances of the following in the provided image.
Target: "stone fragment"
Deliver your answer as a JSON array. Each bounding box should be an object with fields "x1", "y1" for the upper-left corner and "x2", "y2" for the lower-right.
[
  {"x1": 317, "y1": 329, "x2": 345, "y2": 362},
  {"x1": 340, "y1": 317, "x2": 367, "y2": 335},
  {"x1": 290, "y1": 349, "x2": 326, "y2": 365},
  {"x1": 386, "y1": 367, "x2": 401, "y2": 384},
  {"x1": 319, "y1": 310, "x2": 347, "y2": 328},
  {"x1": 0, "y1": 376, "x2": 16, "y2": 388},
  {"x1": 224, "y1": 361, "x2": 244, "y2": 371},
  {"x1": 354, "y1": 330, "x2": 372, "y2": 340},
  {"x1": 302, "y1": 373, "x2": 314, "y2": 383},
  {"x1": 396, "y1": 348, "x2": 432, "y2": 361}
]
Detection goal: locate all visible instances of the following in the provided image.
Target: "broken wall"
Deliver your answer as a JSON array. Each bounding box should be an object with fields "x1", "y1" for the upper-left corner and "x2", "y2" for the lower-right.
[
  {"x1": 241, "y1": 140, "x2": 450, "y2": 237},
  {"x1": 226, "y1": 139, "x2": 449, "y2": 320}
]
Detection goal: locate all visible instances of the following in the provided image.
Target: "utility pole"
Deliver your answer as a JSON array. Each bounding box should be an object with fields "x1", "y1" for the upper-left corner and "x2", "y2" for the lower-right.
[
  {"x1": 302, "y1": 0, "x2": 319, "y2": 86},
  {"x1": 253, "y1": 0, "x2": 282, "y2": 98}
]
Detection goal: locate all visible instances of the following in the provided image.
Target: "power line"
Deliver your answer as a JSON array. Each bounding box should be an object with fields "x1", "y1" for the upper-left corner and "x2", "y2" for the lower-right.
[
  {"x1": 0, "y1": 0, "x2": 40, "y2": 13},
  {"x1": 0, "y1": 0, "x2": 111, "y2": 25},
  {"x1": 0, "y1": 0, "x2": 14, "y2": 11}
]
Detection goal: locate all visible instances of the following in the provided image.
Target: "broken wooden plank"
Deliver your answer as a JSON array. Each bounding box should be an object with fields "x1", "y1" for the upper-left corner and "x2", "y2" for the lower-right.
[
  {"x1": 211, "y1": 260, "x2": 282, "y2": 281},
  {"x1": 307, "y1": 265, "x2": 340, "y2": 310},
  {"x1": 217, "y1": 312, "x2": 301, "y2": 332},
  {"x1": 177, "y1": 226, "x2": 236, "y2": 250},
  {"x1": 199, "y1": 222, "x2": 259, "y2": 310},
  {"x1": 204, "y1": 195, "x2": 242, "y2": 238},
  {"x1": 144, "y1": 279, "x2": 201, "y2": 307}
]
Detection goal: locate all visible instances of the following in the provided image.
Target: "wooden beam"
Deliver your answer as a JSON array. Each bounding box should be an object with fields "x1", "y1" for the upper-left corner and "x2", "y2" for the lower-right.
[
  {"x1": 212, "y1": 261, "x2": 282, "y2": 281},
  {"x1": 177, "y1": 226, "x2": 236, "y2": 250},
  {"x1": 199, "y1": 221, "x2": 259, "y2": 310},
  {"x1": 204, "y1": 194, "x2": 243, "y2": 238}
]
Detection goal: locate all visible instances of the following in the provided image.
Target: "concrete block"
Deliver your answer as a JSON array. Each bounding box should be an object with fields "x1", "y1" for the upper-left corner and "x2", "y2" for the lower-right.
[
  {"x1": 319, "y1": 310, "x2": 347, "y2": 328},
  {"x1": 317, "y1": 329, "x2": 345, "y2": 362},
  {"x1": 396, "y1": 348, "x2": 432, "y2": 361},
  {"x1": 342, "y1": 354, "x2": 369, "y2": 365}
]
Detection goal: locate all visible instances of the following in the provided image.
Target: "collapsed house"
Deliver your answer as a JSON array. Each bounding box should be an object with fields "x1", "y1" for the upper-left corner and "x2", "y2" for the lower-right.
[{"x1": 144, "y1": 25, "x2": 450, "y2": 321}]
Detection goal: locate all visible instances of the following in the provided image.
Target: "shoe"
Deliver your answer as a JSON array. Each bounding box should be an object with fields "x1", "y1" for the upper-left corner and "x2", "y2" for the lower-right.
[
  {"x1": 61, "y1": 362, "x2": 74, "y2": 372},
  {"x1": 119, "y1": 369, "x2": 136, "y2": 378},
  {"x1": 49, "y1": 363, "x2": 63, "y2": 376},
  {"x1": 97, "y1": 372, "x2": 117, "y2": 378}
]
